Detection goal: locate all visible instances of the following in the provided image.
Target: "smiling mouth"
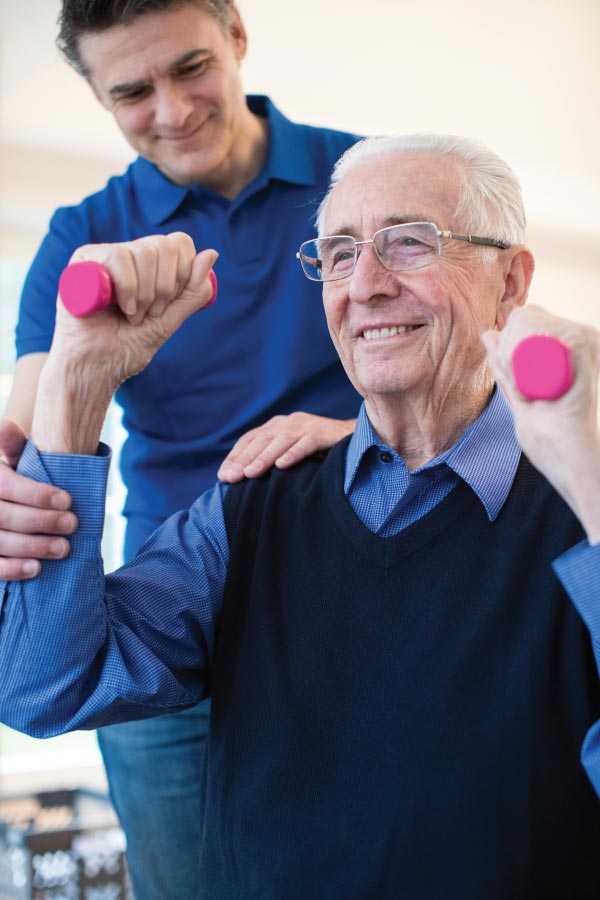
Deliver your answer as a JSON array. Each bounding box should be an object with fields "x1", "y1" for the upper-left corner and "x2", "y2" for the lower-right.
[
  {"x1": 160, "y1": 121, "x2": 207, "y2": 143},
  {"x1": 361, "y1": 325, "x2": 424, "y2": 340}
]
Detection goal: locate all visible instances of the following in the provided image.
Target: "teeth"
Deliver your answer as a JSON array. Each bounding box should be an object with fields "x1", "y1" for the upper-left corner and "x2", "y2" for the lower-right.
[{"x1": 363, "y1": 325, "x2": 419, "y2": 340}]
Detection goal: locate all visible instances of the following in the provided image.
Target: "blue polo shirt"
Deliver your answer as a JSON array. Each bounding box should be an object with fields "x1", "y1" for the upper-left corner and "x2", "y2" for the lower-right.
[{"x1": 15, "y1": 96, "x2": 361, "y2": 554}]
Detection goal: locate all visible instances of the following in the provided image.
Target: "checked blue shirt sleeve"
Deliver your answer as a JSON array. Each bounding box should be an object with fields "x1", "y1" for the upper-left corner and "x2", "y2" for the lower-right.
[
  {"x1": 553, "y1": 541, "x2": 600, "y2": 796},
  {"x1": 0, "y1": 441, "x2": 229, "y2": 738}
]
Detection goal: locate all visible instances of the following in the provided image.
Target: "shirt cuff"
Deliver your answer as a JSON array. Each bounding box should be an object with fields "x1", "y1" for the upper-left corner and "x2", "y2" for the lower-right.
[
  {"x1": 552, "y1": 540, "x2": 600, "y2": 634},
  {"x1": 17, "y1": 439, "x2": 112, "y2": 537}
]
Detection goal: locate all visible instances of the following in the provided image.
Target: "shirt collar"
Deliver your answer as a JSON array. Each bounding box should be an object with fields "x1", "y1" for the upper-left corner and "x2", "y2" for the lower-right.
[
  {"x1": 131, "y1": 95, "x2": 317, "y2": 225},
  {"x1": 345, "y1": 387, "x2": 521, "y2": 521},
  {"x1": 259, "y1": 96, "x2": 317, "y2": 186}
]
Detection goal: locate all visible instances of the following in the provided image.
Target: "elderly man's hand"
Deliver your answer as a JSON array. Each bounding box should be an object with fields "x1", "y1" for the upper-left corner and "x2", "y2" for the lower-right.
[
  {"x1": 483, "y1": 304, "x2": 600, "y2": 543},
  {"x1": 52, "y1": 233, "x2": 218, "y2": 388},
  {"x1": 32, "y1": 234, "x2": 218, "y2": 456}
]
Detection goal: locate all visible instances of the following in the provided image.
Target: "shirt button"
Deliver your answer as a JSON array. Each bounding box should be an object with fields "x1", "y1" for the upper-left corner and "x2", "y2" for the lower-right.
[{"x1": 379, "y1": 450, "x2": 393, "y2": 463}]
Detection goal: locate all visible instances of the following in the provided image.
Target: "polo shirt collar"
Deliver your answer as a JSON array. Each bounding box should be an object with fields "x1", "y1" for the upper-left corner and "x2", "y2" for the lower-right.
[
  {"x1": 131, "y1": 95, "x2": 317, "y2": 225},
  {"x1": 257, "y1": 96, "x2": 316, "y2": 186},
  {"x1": 131, "y1": 157, "x2": 188, "y2": 226},
  {"x1": 345, "y1": 387, "x2": 521, "y2": 522}
]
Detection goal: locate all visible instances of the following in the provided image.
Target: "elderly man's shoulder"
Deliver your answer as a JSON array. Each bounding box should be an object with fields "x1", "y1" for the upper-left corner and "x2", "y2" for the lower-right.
[{"x1": 222, "y1": 435, "x2": 350, "y2": 530}]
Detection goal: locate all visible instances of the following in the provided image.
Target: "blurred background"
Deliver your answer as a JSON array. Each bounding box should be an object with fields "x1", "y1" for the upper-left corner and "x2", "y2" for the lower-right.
[{"x1": 1, "y1": 0, "x2": 599, "y2": 804}]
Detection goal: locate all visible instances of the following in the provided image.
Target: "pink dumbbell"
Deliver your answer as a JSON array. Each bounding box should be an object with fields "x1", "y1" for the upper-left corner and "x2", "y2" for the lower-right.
[
  {"x1": 511, "y1": 334, "x2": 573, "y2": 400},
  {"x1": 58, "y1": 260, "x2": 217, "y2": 318}
]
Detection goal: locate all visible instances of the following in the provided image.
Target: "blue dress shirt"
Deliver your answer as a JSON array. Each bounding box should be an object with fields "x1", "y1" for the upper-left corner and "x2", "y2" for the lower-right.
[{"x1": 1, "y1": 388, "x2": 599, "y2": 789}]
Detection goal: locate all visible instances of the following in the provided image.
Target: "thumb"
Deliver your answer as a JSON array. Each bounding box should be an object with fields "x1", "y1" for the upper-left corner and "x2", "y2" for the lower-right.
[
  {"x1": 161, "y1": 249, "x2": 219, "y2": 334},
  {"x1": 0, "y1": 419, "x2": 28, "y2": 469},
  {"x1": 481, "y1": 328, "x2": 521, "y2": 405},
  {"x1": 182, "y1": 249, "x2": 219, "y2": 311}
]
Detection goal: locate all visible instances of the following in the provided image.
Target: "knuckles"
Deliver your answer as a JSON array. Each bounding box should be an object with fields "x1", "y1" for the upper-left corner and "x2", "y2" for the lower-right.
[
  {"x1": 168, "y1": 231, "x2": 196, "y2": 256},
  {"x1": 262, "y1": 412, "x2": 312, "y2": 436},
  {"x1": 285, "y1": 411, "x2": 311, "y2": 427}
]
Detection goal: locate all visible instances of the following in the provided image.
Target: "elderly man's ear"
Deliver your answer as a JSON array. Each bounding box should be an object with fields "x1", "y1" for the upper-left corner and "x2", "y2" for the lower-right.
[{"x1": 495, "y1": 247, "x2": 535, "y2": 329}]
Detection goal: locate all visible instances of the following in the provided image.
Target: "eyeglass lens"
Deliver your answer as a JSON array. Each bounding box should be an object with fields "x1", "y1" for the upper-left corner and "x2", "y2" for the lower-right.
[{"x1": 300, "y1": 223, "x2": 441, "y2": 282}]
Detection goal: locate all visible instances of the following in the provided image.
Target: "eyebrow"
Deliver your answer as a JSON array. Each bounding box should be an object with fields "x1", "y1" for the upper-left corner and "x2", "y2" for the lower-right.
[
  {"x1": 325, "y1": 214, "x2": 434, "y2": 238},
  {"x1": 108, "y1": 49, "x2": 210, "y2": 97}
]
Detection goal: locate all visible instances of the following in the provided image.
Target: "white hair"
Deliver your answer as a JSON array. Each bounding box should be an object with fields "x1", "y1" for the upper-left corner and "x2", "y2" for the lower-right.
[{"x1": 315, "y1": 133, "x2": 527, "y2": 247}]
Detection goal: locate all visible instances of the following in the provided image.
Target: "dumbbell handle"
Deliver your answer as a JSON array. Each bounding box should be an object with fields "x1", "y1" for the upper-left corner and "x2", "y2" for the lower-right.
[
  {"x1": 511, "y1": 334, "x2": 573, "y2": 400},
  {"x1": 58, "y1": 260, "x2": 217, "y2": 318}
]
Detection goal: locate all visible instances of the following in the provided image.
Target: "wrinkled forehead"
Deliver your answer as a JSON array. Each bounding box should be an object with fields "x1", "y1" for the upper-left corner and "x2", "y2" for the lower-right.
[
  {"x1": 323, "y1": 152, "x2": 464, "y2": 238},
  {"x1": 78, "y1": 3, "x2": 221, "y2": 85}
]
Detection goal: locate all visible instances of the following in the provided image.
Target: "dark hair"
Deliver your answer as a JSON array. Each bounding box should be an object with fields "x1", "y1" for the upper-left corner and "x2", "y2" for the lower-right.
[{"x1": 57, "y1": 0, "x2": 233, "y2": 76}]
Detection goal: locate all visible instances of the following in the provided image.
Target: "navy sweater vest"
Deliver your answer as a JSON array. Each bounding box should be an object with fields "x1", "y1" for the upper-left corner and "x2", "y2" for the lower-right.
[{"x1": 198, "y1": 439, "x2": 600, "y2": 900}]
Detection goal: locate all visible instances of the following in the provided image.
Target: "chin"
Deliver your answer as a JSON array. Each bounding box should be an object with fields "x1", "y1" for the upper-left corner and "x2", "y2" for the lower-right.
[
  {"x1": 149, "y1": 141, "x2": 223, "y2": 186},
  {"x1": 355, "y1": 363, "x2": 419, "y2": 396},
  {"x1": 157, "y1": 157, "x2": 211, "y2": 186}
]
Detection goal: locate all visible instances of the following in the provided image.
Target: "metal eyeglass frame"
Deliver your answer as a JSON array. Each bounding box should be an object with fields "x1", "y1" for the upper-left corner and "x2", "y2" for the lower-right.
[{"x1": 296, "y1": 222, "x2": 510, "y2": 282}]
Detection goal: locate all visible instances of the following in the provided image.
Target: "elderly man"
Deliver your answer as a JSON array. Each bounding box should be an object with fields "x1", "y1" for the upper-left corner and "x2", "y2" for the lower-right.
[{"x1": 1, "y1": 134, "x2": 600, "y2": 899}]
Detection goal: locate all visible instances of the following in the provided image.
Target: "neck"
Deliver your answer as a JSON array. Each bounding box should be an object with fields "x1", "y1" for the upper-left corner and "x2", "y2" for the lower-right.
[
  {"x1": 206, "y1": 108, "x2": 269, "y2": 200},
  {"x1": 366, "y1": 378, "x2": 495, "y2": 471}
]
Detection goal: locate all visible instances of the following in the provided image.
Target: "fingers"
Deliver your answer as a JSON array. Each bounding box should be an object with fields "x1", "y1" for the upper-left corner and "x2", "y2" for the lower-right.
[
  {"x1": 481, "y1": 329, "x2": 522, "y2": 408},
  {"x1": 0, "y1": 531, "x2": 72, "y2": 581},
  {"x1": 0, "y1": 496, "x2": 76, "y2": 536},
  {"x1": 0, "y1": 555, "x2": 42, "y2": 580},
  {"x1": 483, "y1": 305, "x2": 600, "y2": 406},
  {"x1": 130, "y1": 232, "x2": 198, "y2": 323},
  {"x1": 67, "y1": 242, "x2": 138, "y2": 318},
  {"x1": 0, "y1": 465, "x2": 72, "y2": 511},
  {"x1": 159, "y1": 249, "x2": 219, "y2": 333},
  {"x1": 217, "y1": 413, "x2": 356, "y2": 483},
  {"x1": 272, "y1": 434, "x2": 322, "y2": 469},
  {"x1": 219, "y1": 425, "x2": 319, "y2": 482},
  {"x1": 481, "y1": 306, "x2": 600, "y2": 488},
  {"x1": 0, "y1": 466, "x2": 76, "y2": 580},
  {"x1": 218, "y1": 428, "x2": 277, "y2": 482},
  {"x1": 67, "y1": 232, "x2": 203, "y2": 324}
]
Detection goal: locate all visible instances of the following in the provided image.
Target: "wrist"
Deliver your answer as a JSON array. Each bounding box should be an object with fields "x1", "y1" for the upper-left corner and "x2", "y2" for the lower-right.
[{"x1": 550, "y1": 438, "x2": 600, "y2": 544}]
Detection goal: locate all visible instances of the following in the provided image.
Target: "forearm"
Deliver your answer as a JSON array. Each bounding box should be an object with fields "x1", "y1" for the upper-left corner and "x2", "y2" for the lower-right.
[
  {"x1": 0, "y1": 443, "x2": 225, "y2": 736},
  {"x1": 2, "y1": 353, "x2": 48, "y2": 436},
  {"x1": 541, "y1": 436, "x2": 600, "y2": 545},
  {"x1": 31, "y1": 355, "x2": 117, "y2": 455},
  {"x1": 570, "y1": 445, "x2": 600, "y2": 544},
  {"x1": 0, "y1": 443, "x2": 112, "y2": 734}
]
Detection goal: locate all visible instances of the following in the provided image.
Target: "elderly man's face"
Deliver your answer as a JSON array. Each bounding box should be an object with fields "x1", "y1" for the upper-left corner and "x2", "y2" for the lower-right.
[{"x1": 322, "y1": 152, "x2": 511, "y2": 406}]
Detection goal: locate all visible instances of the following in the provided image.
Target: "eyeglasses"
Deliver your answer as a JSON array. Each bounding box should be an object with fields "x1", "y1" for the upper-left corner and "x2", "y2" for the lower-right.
[{"x1": 296, "y1": 222, "x2": 509, "y2": 282}]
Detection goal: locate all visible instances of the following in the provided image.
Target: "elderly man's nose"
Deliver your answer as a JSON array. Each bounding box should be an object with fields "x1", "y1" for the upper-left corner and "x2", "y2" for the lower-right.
[{"x1": 348, "y1": 244, "x2": 391, "y2": 301}]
